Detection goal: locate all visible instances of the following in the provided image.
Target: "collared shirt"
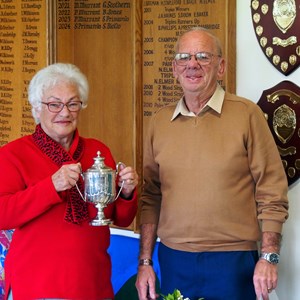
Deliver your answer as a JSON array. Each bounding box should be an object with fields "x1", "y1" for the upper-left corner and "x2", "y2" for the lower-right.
[{"x1": 171, "y1": 84, "x2": 225, "y2": 121}]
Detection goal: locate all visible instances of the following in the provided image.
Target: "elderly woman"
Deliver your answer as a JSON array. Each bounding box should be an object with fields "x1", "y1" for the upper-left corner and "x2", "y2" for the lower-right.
[{"x1": 0, "y1": 63, "x2": 138, "y2": 300}]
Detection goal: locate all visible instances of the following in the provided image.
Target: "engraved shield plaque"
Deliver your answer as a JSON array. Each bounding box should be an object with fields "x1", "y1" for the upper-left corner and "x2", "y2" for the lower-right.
[
  {"x1": 257, "y1": 81, "x2": 300, "y2": 185},
  {"x1": 251, "y1": 0, "x2": 300, "y2": 75}
]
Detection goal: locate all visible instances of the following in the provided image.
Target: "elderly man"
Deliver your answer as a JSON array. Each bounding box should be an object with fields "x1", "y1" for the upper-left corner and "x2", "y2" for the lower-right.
[{"x1": 136, "y1": 27, "x2": 288, "y2": 300}]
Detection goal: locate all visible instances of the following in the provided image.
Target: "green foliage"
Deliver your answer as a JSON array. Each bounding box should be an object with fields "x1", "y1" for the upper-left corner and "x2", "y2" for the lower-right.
[{"x1": 161, "y1": 289, "x2": 204, "y2": 300}]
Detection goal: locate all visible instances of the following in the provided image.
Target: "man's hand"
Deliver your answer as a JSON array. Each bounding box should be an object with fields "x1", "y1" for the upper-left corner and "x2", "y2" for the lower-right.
[
  {"x1": 136, "y1": 265, "x2": 158, "y2": 300},
  {"x1": 253, "y1": 259, "x2": 278, "y2": 300}
]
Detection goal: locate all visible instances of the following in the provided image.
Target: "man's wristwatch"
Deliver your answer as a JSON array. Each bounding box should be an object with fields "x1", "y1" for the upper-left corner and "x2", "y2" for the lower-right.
[
  {"x1": 260, "y1": 252, "x2": 280, "y2": 265},
  {"x1": 139, "y1": 258, "x2": 153, "y2": 266}
]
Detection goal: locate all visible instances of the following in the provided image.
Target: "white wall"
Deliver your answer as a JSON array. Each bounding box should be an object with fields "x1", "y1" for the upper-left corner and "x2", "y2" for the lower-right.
[{"x1": 237, "y1": 2, "x2": 300, "y2": 300}]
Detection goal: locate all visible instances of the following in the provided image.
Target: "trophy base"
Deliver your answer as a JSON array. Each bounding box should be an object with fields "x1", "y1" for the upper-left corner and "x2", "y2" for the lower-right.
[{"x1": 89, "y1": 218, "x2": 112, "y2": 226}]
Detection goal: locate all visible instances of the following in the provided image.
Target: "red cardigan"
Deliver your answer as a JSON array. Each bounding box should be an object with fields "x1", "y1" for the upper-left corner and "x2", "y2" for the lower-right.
[{"x1": 0, "y1": 131, "x2": 137, "y2": 300}]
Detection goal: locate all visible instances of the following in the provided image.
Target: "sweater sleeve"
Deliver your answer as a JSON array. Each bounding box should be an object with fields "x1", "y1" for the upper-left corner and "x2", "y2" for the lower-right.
[
  {"x1": 139, "y1": 113, "x2": 162, "y2": 225},
  {"x1": 247, "y1": 104, "x2": 289, "y2": 233},
  {"x1": 0, "y1": 141, "x2": 63, "y2": 230}
]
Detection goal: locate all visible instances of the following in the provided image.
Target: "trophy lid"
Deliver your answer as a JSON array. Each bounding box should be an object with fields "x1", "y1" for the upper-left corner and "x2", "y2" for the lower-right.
[{"x1": 87, "y1": 151, "x2": 114, "y2": 173}]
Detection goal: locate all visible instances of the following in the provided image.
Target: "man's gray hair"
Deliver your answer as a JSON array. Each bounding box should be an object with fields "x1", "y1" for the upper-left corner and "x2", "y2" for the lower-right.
[{"x1": 174, "y1": 26, "x2": 223, "y2": 57}]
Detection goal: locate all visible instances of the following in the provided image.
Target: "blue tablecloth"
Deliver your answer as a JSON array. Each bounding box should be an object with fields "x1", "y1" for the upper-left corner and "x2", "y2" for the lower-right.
[{"x1": 108, "y1": 233, "x2": 161, "y2": 294}]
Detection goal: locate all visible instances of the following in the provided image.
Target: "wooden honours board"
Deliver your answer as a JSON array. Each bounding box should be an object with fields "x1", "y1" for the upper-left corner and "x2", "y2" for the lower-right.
[
  {"x1": 0, "y1": 0, "x2": 49, "y2": 146},
  {"x1": 142, "y1": 0, "x2": 236, "y2": 135}
]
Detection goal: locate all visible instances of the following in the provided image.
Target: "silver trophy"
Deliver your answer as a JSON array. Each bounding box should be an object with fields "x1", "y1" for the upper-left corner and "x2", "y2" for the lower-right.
[{"x1": 77, "y1": 151, "x2": 124, "y2": 226}]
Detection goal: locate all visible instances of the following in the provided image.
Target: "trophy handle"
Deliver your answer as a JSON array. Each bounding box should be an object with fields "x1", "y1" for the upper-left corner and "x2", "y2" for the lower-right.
[
  {"x1": 75, "y1": 182, "x2": 86, "y2": 202},
  {"x1": 115, "y1": 180, "x2": 125, "y2": 200},
  {"x1": 116, "y1": 161, "x2": 124, "y2": 175},
  {"x1": 115, "y1": 162, "x2": 125, "y2": 200}
]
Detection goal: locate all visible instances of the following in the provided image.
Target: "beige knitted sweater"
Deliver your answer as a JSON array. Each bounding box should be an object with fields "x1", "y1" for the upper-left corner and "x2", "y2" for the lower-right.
[{"x1": 140, "y1": 88, "x2": 288, "y2": 252}]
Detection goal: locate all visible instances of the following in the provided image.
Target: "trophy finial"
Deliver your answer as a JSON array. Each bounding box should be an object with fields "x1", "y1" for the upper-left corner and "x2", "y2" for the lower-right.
[{"x1": 93, "y1": 151, "x2": 104, "y2": 167}]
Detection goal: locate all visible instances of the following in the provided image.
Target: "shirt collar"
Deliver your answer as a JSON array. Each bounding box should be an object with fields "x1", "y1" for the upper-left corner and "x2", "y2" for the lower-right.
[{"x1": 171, "y1": 84, "x2": 225, "y2": 121}]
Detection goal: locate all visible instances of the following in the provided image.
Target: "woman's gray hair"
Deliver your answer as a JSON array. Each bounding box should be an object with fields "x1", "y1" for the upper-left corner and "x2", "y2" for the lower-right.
[{"x1": 28, "y1": 63, "x2": 89, "y2": 123}]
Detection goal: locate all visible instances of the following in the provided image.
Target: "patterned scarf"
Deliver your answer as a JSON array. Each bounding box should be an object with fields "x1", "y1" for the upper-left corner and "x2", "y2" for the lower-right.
[{"x1": 32, "y1": 124, "x2": 89, "y2": 225}]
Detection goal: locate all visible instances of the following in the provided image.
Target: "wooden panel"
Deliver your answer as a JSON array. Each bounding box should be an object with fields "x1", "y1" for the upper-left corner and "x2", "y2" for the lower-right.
[{"x1": 0, "y1": 0, "x2": 49, "y2": 145}]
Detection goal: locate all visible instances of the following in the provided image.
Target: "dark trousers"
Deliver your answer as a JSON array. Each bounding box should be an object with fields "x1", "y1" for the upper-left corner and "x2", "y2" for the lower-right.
[{"x1": 158, "y1": 242, "x2": 258, "y2": 300}]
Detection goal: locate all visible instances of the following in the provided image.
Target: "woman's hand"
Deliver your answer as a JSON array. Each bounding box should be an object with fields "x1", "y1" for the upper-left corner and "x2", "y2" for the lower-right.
[
  {"x1": 51, "y1": 163, "x2": 82, "y2": 192},
  {"x1": 117, "y1": 164, "x2": 139, "y2": 199}
]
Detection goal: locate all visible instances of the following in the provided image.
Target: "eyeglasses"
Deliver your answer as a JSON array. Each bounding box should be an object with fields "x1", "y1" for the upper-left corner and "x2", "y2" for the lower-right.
[
  {"x1": 42, "y1": 101, "x2": 83, "y2": 113},
  {"x1": 174, "y1": 52, "x2": 221, "y2": 66}
]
